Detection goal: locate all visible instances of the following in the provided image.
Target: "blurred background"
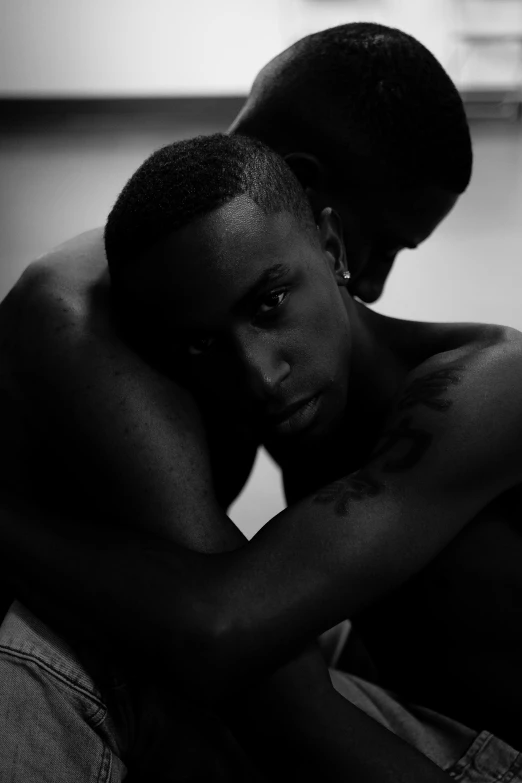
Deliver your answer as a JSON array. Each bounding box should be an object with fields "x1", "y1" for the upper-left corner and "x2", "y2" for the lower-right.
[{"x1": 1, "y1": 0, "x2": 521, "y2": 538}]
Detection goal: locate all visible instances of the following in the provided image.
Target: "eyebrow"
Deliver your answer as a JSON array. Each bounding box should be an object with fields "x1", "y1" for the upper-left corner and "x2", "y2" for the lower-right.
[{"x1": 235, "y1": 263, "x2": 291, "y2": 310}]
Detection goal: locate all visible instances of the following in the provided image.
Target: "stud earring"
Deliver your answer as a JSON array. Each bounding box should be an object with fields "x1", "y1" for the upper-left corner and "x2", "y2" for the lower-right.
[{"x1": 342, "y1": 271, "x2": 351, "y2": 282}]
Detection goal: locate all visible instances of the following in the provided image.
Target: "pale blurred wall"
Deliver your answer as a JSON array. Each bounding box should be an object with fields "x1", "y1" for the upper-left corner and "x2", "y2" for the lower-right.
[
  {"x1": 0, "y1": 100, "x2": 243, "y2": 294},
  {"x1": 2, "y1": 0, "x2": 521, "y2": 96},
  {"x1": 0, "y1": 0, "x2": 284, "y2": 96}
]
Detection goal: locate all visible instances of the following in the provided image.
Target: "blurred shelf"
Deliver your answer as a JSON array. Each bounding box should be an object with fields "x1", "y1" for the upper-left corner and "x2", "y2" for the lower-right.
[
  {"x1": 461, "y1": 87, "x2": 522, "y2": 120},
  {"x1": 457, "y1": 33, "x2": 522, "y2": 44},
  {"x1": 0, "y1": 96, "x2": 246, "y2": 133},
  {"x1": 1, "y1": 90, "x2": 521, "y2": 130}
]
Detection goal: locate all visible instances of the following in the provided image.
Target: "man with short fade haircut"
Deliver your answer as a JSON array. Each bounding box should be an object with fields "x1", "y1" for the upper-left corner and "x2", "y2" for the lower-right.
[
  {"x1": 231, "y1": 22, "x2": 471, "y2": 304},
  {"x1": 0, "y1": 22, "x2": 492, "y2": 782}
]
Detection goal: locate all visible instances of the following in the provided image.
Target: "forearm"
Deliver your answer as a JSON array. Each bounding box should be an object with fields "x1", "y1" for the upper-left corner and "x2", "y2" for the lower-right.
[
  {"x1": 0, "y1": 500, "x2": 209, "y2": 665},
  {"x1": 0, "y1": 497, "x2": 452, "y2": 782},
  {"x1": 0, "y1": 492, "x2": 328, "y2": 695},
  {"x1": 0, "y1": 502, "x2": 378, "y2": 782},
  {"x1": 0, "y1": 494, "x2": 323, "y2": 685}
]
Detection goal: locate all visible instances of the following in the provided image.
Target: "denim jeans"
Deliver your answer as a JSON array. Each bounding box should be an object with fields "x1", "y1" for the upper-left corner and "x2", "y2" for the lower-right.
[
  {"x1": 0, "y1": 600, "x2": 130, "y2": 781},
  {"x1": 331, "y1": 669, "x2": 522, "y2": 782},
  {"x1": 1, "y1": 600, "x2": 521, "y2": 782}
]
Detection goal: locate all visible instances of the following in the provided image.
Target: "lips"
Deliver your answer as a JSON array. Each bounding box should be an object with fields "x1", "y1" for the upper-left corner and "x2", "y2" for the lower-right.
[{"x1": 265, "y1": 396, "x2": 319, "y2": 436}]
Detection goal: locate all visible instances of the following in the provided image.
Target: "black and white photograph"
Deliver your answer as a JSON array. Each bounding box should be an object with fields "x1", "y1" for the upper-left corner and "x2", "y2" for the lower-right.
[{"x1": 1, "y1": 0, "x2": 521, "y2": 780}]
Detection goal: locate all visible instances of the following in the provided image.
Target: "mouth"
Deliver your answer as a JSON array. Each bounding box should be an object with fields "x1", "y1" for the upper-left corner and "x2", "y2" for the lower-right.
[{"x1": 265, "y1": 396, "x2": 319, "y2": 436}]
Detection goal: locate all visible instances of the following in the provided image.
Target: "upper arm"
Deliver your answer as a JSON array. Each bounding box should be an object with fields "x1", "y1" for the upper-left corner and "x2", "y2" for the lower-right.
[
  {"x1": 214, "y1": 339, "x2": 522, "y2": 672},
  {"x1": 9, "y1": 231, "x2": 255, "y2": 549}
]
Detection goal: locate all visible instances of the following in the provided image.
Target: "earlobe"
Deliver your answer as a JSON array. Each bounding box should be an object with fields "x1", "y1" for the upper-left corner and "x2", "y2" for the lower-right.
[{"x1": 317, "y1": 207, "x2": 350, "y2": 285}]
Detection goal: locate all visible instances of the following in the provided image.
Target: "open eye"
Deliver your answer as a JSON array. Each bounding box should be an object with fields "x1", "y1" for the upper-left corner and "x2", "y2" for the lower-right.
[
  {"x1": 187, "y1": 335, "x2": 216, "y2": 357},
  {"x1": 257, "y1": 288, "x2": 288, "y2": 315}
]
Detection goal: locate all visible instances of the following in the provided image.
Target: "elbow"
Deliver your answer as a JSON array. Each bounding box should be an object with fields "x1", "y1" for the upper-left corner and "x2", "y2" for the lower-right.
[
  {"x1": 157, "y1": 592, "x2": 242, "y2": 706},
  {"x1": 200, "y1": 606, "x2": 278, "y2": 705},
  {"x1": 191, "y1": 604, "x2": 242, "y2": 703}
]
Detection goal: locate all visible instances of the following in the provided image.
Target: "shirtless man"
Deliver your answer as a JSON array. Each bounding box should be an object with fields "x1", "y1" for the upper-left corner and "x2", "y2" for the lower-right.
[{"x1": 0, "y1": 22, "x2": 499, "y2": 783}]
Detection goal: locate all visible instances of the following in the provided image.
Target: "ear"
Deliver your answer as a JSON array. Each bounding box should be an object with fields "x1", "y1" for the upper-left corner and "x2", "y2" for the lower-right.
[
  {"x1": 316, "y1": 207, "x2": 349, "y2": 285},
  {"x1": 350, "y1": 256, "x2": 397, "y2": 304},
  {"x1": 284, "y1": 153, "x2": 326, "y2": 219}
]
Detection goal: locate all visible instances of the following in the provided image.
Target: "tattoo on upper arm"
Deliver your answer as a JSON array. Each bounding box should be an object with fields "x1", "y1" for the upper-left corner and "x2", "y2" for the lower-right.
[
  {"x1": 370, "y1": 416, "x2": 433, "y2": 471},
  {"x1": 371, "y1": 367, "x2": 464, "y2": 472},
  {"x1": 397, "y1": 368, "x2": 462, "y2": 412},
  {"x1": 311, "y1": 367, "x2": 464, "y2": 516},
  {"x1": 313, "y1": 470, "x2": 383, "y2": 515}
]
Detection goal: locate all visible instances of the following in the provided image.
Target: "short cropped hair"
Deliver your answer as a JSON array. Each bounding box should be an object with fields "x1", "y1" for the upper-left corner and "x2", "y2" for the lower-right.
[
  {"x1": 105, "y1": 133, "x2": 315, "y2": 281},
  {"x1": 238, "y1": 23, "x2": 472, "y2": 194}
]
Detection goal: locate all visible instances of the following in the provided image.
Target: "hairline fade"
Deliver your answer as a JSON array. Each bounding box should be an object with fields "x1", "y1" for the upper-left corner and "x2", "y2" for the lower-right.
[{"x1": 105, "y1": 133, "x2": 317, "y2": 284}]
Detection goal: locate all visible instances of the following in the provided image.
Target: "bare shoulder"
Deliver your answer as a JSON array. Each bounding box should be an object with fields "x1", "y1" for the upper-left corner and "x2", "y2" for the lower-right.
[
  {"x1": 0, "y1": 232, "x2": 109, "y2": 497},
  {"x1": 8, "y1": 227, "x2": 107, "y2": 317},
  {"x1": 25, "y1": 227, "x2": 106, "y2": 287},
  {"x1": 0, "y1": 228, "x2": 111, "y2": 364},
  {"x1": 407, "y1": 321, "x2": 522, "y2": 386},
  {"x1": 387, "y1": 322, "x2": 522, "y2": 492}
]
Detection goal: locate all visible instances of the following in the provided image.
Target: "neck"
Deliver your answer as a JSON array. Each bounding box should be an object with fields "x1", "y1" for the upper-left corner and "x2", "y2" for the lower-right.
[{"x1": 348, "y1": 302, "x2": 412, "y2": 413}]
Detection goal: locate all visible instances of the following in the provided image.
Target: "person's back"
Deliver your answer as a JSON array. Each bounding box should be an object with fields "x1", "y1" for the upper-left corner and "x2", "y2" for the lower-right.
[
  {"x1": 0, "y1": 228, "x2": 255, "y2": 526},
  {"x1": 0, "y1": 242, "x2": 107, "y2": 515}
]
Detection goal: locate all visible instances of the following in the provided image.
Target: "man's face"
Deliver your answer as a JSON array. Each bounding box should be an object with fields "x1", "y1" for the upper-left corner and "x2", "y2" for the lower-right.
[
  {"x1": 125, "y1": 195, "x2": 352, "y2": 448},
  {"x1": 230, "y1": 104, "x2": 459, "y2": 303},
  {"x1": 314, "y1": 169, "x2": 459, "y2": 303}
]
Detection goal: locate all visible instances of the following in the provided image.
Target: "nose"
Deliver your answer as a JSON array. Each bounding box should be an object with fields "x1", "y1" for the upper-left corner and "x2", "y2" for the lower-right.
[{"x1": 235, "y1": 334, "x2": 290, "y2": 400}]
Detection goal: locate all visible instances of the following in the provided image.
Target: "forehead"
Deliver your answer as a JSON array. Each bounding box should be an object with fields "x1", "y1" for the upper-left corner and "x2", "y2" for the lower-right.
[{"x1": 138, "y1": 195, "x2": 316, "y2": 328}]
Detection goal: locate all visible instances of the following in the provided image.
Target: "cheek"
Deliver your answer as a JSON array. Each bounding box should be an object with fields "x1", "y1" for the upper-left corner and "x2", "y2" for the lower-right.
[{"x1": 296, "y1": 290, "x2": 350, "y2": 373}]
